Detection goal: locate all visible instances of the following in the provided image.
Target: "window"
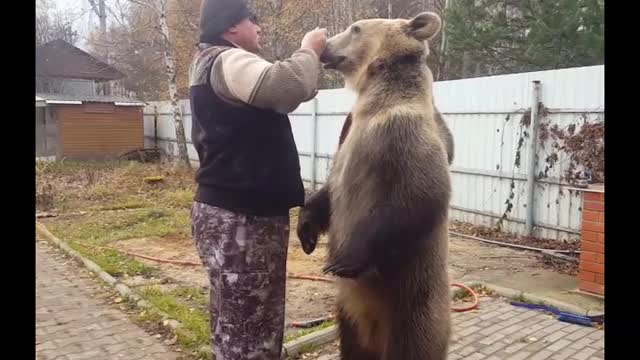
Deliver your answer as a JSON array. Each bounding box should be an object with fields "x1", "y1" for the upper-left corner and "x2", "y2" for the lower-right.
[
  {"x1": 63, "y1": 79, "x2": 95, "y2": 96},
  {"x1": 35, "y1": 77, "x2": 96, "y2": 96}
]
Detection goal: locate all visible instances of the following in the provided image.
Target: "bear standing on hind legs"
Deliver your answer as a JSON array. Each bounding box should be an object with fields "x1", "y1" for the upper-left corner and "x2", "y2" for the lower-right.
[{"x1": 297, "y1": 12, "x2": 452, "y2": 360}]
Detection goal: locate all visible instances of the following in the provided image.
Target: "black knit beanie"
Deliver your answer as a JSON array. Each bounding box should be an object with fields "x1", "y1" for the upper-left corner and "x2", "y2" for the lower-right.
[{"x1": 199, "y1": 0, "x2": 253, "y2": 44}]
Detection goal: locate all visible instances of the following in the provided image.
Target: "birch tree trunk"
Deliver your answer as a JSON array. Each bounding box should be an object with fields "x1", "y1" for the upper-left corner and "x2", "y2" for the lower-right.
[
  {"x1": 156, "y1": 0, "x2": 190, "y2": 167},
  {"x1": 88, "y1": 0, "x2": 110, "y2": 95}
]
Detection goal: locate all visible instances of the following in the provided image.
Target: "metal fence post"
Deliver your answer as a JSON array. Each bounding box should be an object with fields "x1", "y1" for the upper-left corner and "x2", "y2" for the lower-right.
[
  {"x1": 153, "y1": 105, "x2": 158, "y2": 149},
  {"x1": 525, "y1": 80, "x2": 541, "y2": 236},
  {"x1": 310, "y1": 97, "x2": 319, "y2": 191}
]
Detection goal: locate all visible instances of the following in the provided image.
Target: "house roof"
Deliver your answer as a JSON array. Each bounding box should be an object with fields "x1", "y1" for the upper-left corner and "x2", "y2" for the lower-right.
[
  {"x1": 36, "y1": 39, "x2": 125, "y2": 81},
  {"x1": 36, "y1": 93, "x2": 146, "y2": 106}
]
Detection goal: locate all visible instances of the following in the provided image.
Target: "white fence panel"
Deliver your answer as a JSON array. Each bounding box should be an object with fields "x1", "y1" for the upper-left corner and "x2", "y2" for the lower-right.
[{"x1": 143, "y1": 65, "x2": 604, "y2": 241}]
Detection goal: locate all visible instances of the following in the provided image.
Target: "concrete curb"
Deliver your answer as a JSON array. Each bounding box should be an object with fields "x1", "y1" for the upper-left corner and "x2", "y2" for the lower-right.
[
  {"x1": 458, "y1": 281, "x2": 601, "y2": 316},
  {"x1": 281, "y1": 326, "x2": 339, "y2": 359},
  {"x1": 36, "y1": 222, "x2": 182, "y2": 332},
  {"x1": 571, "y1": 289, "x2": 605, "y2": 301}
]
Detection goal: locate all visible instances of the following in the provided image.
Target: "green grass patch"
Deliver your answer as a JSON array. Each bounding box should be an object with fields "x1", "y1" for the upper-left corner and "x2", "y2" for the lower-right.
[
  {"x1": 139, "y1": 285, "x2": 211, "y2": 353},
  {"x1": 507, "y1": 293, "x2": 550, "y2": 308},
  {"x1": 452, "y1": 289, "x2": 471, "y2": 302},
  {"x1": 136, "y1": 307, "x2": 164, "y2": 324},
  {"x1": 171, "y1": 286, "x2": 208, "y2": 307},
  {"x1": 453, "y1": 284, "x2": 495, "y2": 302},
  {"x1": 36, "y1": 160, "x2": 195, "y2": 212},
  {"x1": 95, "y1": 196, "x2": 151, "y2": 211},
  {"x1": 296, "y1": 343, "x2": 321, "y2": 355},
  {"x1": 69, "y1": 242, "x2": 157, "y2": 277},
  {"x1": 44, "y1": 207, "x2": 190, "y2": 245},
  {"x1": 162, "y1": 188, "x2": 195, "y2": 209},
  {"x1": 36, "y1": 159, "x2": 121, "y2": 176},
  {"x1": 511, "y1": 293, "x2": 528, "y2": 303}
]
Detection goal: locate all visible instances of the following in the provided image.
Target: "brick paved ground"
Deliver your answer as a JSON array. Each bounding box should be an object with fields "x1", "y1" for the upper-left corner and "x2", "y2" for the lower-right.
[
  {"x1": 447, "y1": 297, "x2": 604, "y2": 360},
  {"x1": 305, "y1": 297, "x2": 605, "y2": 360},
  {"x1": 36, "y1": 240, "x2": 185, "y2": 360}
]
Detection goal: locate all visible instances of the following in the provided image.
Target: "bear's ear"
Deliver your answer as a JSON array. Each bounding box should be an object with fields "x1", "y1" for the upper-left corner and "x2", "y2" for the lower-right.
[{"x1": 406, "y1": 12, "x2": 441, "y2": 41}]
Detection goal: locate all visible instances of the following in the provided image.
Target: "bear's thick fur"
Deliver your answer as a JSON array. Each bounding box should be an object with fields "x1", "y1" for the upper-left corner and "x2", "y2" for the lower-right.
[{"x1": 297, "y1": 12, "x2": 453, "y2": 360}]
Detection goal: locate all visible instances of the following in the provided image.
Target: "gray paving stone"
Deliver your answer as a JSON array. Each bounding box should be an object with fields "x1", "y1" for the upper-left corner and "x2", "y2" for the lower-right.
[{"x1": 36, "y1": 241, "x2": 184, "y2": 360}]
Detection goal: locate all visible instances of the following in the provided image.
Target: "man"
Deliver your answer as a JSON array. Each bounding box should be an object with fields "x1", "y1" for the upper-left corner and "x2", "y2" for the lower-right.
[{"x1": 188, "y1": 0, "x2": 327, "y2": 359}]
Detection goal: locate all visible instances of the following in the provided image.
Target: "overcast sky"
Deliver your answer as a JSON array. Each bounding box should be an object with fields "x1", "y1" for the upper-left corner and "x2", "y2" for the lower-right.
[{"x1": 50, "y1": 0, "x2": 98, "y2": 50}]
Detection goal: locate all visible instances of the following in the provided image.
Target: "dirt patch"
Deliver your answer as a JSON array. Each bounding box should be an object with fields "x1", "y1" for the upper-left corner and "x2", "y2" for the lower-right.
[
  {"x1": 450, "y1": 221, "x2": 579, "y2": 276},
  {"x1": 539, "y1": 254, "x2": 578, "y2": 276},
  {"x1": 451, "y1": 221, "x2": 580, "y2": 252},
  {"x1": 448, "y1": 236, "x2": 542, "y2": 280},
  {"x1": 113, "y1": 236, "x2": 208, "y2": 288},
  {"x1": 285, "y1": 239, "x2": 337, "y2": 336},
  {"x1": 112, "y1": 234, "x2": 337, "y2": 339}
]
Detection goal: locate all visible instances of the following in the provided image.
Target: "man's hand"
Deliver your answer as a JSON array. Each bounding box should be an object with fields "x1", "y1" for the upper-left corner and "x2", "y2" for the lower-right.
[{"x1": 301, "y1": 28, "x2": 328, "y2": 57}]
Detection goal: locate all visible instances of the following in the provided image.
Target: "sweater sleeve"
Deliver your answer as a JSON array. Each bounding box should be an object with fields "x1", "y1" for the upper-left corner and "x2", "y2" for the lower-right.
[{"x1": 210, "y1": 48, "x2": 321, "y2": 114}]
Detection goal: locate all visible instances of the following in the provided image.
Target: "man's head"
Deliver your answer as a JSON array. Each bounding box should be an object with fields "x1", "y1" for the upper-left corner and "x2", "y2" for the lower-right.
[{"x1": 199, "y1": 0, "x2": 262, "y2": 53}]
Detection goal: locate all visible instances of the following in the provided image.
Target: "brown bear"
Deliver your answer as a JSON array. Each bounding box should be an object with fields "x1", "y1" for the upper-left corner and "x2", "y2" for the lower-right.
[{"x1": 297, "y1": 12, "x2": 452, "y2": 360}]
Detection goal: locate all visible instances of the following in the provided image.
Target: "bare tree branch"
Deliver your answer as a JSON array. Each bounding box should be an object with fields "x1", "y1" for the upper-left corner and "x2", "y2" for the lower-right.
[
  {"x1": 128, "y1": 0, "x2": 162, "y2": 15},
  {"x1": 87, "y1": 0, "x2": 100, "y2": 16}
]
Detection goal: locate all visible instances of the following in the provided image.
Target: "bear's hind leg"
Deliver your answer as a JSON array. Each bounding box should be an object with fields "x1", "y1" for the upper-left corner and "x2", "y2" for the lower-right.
[
  {"x1": 337, "y1": 306, "x2": 380, "y2": 360},
  {"x1": 382, "y1": 310, "x2": 449, "y2": 360}
]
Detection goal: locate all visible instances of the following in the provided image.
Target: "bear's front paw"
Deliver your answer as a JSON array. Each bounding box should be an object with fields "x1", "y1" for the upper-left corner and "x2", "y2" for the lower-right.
[
  {"x1": 296, "y1": 217, "x2": 319, "y2": 255},
  {"x1": 323, "y1": 253, "x2": 370, "y2": 279}
]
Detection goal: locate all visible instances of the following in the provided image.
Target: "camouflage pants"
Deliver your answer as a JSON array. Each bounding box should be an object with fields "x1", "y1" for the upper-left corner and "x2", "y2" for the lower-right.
[{"x1": 191, "y1": 202, "x2": 290, "y2": 360}]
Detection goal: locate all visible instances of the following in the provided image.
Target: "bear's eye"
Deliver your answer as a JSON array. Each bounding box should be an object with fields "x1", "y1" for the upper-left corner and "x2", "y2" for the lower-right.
[{"x1": 351, "y1": 25, "x2": 361, "y2": 34}]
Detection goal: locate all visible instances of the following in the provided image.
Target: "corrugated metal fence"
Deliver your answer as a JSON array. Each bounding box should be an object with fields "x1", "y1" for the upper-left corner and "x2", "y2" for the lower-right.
[{"x1": 143, "y1": 65, "x2": 604, "y2": 242}]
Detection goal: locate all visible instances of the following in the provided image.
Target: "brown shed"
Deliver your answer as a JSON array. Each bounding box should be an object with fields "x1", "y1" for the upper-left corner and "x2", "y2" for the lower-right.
[
  {"x1": 36, "y1": 94, "x2": 146, "y2": 160},
  {"x1": 36, "y1": 40, "x2": 147, "y2": 160}
]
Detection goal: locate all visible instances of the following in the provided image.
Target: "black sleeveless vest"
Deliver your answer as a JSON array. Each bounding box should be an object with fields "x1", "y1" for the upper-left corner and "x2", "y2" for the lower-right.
[{"x1": 189, "y1": 46, "x2": 305, "y2": 216}]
